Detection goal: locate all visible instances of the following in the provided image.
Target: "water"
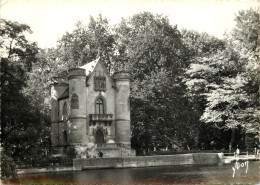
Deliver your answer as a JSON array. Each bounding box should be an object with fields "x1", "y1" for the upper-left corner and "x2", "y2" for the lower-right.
[{"x1": 10, "y1": 161, "x2": 260, "y2": 184}]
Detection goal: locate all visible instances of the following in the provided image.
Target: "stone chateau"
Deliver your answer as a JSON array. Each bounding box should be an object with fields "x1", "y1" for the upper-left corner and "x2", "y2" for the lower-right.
[{"x1": 50, "y1": 59, "x2": 135, "y2": 157}]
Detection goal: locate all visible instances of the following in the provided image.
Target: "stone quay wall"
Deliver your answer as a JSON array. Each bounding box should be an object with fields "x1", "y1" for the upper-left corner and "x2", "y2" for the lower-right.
[{"x1": 73, "y1": 153, "x2": 220, "y2": 170}]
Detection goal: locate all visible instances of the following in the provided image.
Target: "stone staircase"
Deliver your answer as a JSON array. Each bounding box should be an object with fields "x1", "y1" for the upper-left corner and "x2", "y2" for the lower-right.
[{"x1": 96, "y1": 143, "x2": 136, "y2": 157}]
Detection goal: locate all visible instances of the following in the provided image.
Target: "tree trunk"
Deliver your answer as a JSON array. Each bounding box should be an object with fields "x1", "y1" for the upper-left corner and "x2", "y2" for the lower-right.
[
  {"x1": 230, "y1": 128, "x2": 236, "y2": 150},
  {"x1": 242, "y1": 129, "x2": 246, "y2": 149}
]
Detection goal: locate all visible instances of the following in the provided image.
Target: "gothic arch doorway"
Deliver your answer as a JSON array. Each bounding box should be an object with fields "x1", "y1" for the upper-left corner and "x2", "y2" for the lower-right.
[{"x1": 95, "y1": 129, "x2": 105, "y2": 144}]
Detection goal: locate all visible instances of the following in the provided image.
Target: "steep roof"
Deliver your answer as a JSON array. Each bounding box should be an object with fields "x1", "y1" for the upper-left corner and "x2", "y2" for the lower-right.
[
  {"x1": 54, "y1": 58, "x2": 110, "y2": 80},
  {"x1": 81, "y1": 58, "x2": 114, "y2": 86},
  {"x1": 80, "y1": 58, "x2": 99, "y2": 76}
]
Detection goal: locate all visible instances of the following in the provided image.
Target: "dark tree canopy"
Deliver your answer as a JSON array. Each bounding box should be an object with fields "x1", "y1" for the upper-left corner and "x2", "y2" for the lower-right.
[{"x1": 1, "y1": 19, "x2": 50, "y2": 177}]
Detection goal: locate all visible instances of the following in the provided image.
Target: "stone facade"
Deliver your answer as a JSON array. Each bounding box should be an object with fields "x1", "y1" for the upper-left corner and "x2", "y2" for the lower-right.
[{"x1": 50, "y1": 59, "x2": 135, "y2": 157}]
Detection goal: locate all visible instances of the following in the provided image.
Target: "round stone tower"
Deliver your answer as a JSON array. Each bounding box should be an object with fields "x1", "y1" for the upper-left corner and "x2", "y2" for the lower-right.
[
  {"x1": 113, "y1": 71, "x2": 131, "y2": 146},
  {"x1": 67, "y1": 68, "x2": 87, "y2": 145}
]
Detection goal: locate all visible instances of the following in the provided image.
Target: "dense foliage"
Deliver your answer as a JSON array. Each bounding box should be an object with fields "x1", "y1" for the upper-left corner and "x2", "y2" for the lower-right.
[
  {"x1": 0, "y1": 19, "x2": 51, "y2": 177},
  {"x1": 1, "y1": 8, "x2": 259, "y2": 176},
  {"x1": 184, "y1": 8, "x2": 260, "y2": 150},
  {"x1": 1, "y1": 151, "x2": 17, "y2": 178}
]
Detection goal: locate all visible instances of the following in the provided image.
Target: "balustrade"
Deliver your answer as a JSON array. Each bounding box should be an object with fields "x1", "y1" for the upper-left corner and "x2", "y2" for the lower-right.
[{"x1": 90, "y1": 114, "x2": 113, "y2": 121}]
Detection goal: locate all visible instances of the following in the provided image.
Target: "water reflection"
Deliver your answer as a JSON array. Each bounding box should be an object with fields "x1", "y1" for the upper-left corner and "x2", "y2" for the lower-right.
[{"x1": 15, "y1": 161, "x2": 259, "y2": 184}]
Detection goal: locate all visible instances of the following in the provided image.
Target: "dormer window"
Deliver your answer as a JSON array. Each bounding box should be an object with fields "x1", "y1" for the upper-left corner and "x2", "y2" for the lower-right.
[{"x1": 94, "y1": 76, "x2": 106, "y2": 91}]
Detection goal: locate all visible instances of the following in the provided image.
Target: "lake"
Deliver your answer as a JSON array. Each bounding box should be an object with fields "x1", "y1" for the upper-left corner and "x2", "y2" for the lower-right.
[{"x1": 11, "y1": 161, "x2": 260, "y2": 184}]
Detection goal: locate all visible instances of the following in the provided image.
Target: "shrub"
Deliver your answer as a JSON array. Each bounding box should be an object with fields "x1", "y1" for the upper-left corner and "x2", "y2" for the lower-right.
[
  {"x1": 49, "y1": 146, "x2": 77, "y2": 166},
  {"x1": 63, "y1": 146, "x2": 77, "y2": 166},
  {"x1": 1, "y1": 151, "x2": 16, "y2": 178},
  {"x1": 66, "y1": 146, "x2": 77, "y2": 161}
]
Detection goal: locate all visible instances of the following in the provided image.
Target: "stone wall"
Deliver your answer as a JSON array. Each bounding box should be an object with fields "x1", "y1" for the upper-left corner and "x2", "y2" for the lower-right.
[
  {"x1": 192, "y1": 153, "x2": 220, "y2": 164},
  {"x1": 73, "y1": 153, "x2": 220, "y2": 170}
]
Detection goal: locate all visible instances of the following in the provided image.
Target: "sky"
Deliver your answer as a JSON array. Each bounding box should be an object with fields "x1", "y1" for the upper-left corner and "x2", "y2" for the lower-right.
[{"x1": 1, "y1": 0, "x2": 259, "y2": 48}]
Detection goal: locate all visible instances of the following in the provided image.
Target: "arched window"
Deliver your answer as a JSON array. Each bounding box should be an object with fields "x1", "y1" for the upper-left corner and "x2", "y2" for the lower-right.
[
  {"x1": 95, "y1": 98, "x2": 104, "y2": 114},
  {"x1": 71, "y1": 94, "x2": 79, "y2": 109},
  {"x1": 63, "y1": 102, "x2": 68, "y2": 120}
]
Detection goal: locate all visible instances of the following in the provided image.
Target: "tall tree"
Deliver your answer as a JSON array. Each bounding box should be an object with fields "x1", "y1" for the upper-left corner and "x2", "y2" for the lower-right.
[
  {"x1": 183, "y1": 9, "x2": 260, "y2": 150},
  {"x1": 181, "y1": 30, "x2": 228, "y2": 149},
  {"x1": 1, "y1": 19, "x2": 50, "y2": 171},
  {"x1": 226, "y1": 8, "x2": 260, "y2": 149},
  {"x1": 115, "y1": 12, "x2": 196, "y2": 151},
  {"x1": 1, "y1": 18, "x2": 37, "y2": 147},
  {"x1": 56, "y1": 14, "x2": 117, "y2": 72},
  {"x1": 23, "y1": 48, "x2": 63, "y2": 116}
]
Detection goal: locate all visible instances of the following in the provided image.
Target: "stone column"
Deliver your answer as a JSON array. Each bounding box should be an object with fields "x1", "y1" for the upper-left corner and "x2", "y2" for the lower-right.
[
  {"x1": 113, "y1": 71, "x2": 131, "y2": 146},
  {"x1": 68, "y1": 68, "x2": 87, "y2": 146}
]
